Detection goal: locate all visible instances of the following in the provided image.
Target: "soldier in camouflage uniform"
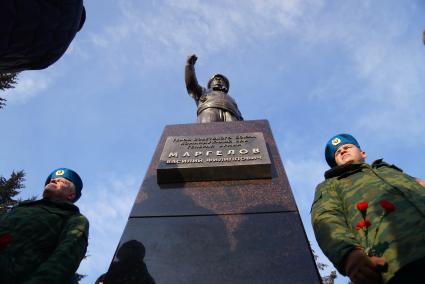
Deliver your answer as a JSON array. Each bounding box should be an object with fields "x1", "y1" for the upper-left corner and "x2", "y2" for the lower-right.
[
  {"x1": 311, "y1": 134, "x2": 425, "y2": 284},
  {"x1": 0, "y1": 168, "x2": 89, "y2": 284}
]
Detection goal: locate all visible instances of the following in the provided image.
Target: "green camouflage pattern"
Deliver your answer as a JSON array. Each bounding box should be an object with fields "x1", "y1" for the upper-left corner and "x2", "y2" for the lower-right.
[
  {"x1": 311, "y1": 159, "x2": 425, "y2": 283},
  {"x1": 0, "y1": 199, "x2": 89, "y2": 284}
]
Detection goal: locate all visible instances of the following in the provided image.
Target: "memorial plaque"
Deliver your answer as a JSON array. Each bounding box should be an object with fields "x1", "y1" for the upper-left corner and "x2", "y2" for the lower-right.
[{"x1": 157, "y1": 132, "x2": 272, "y2": 183}]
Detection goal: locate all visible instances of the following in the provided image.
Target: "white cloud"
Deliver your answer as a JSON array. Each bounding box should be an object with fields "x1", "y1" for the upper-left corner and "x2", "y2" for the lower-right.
[
  {"x1": 285, "y1": 158, "x2": 326, "y2": 215},
  {"x1": 87, "y1": 0, "x2": 323, "y2": 66},
  {"x1": 301, "y1": 2, "x2": 425, "y2": 147},
  {"x1": 347, "y1": 26, "x2": 425, "y2": 144},
  {"x1": 77, "y1": 173, "x2": 140, "y2": 282},
  {"x1": 3, "y1": 71, "x2": 52, "y2": 104}
]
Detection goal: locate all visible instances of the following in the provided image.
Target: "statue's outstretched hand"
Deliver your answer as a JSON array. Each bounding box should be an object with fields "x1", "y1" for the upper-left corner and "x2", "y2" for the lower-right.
[{"x1": 187, "y1": 54, "x2": 198, "y2": 65}]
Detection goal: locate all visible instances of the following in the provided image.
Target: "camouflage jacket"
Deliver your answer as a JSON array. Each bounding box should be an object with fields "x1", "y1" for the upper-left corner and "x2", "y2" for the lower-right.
[
  {"x1": 0, "y1": 199, "x2": 89, "y2": 284},
  {"x1": 311, "y1": 159, "x2": 425, "y2": 283}
]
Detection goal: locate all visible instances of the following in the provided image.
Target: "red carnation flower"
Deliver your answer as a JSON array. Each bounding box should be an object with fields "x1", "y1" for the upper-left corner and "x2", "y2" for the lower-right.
[
  {"x1": 356, "y1": 219, "x2": 372, "y2": 230},
  {"x1": 0, "y1": 233, "x2": 11, "y2": 250},
  {"x1": 379, "y1": 199, "x2": 396, "y2": 213},
  {"x1": 356, "y1": 201, "x2": 369, "y2": 212}
]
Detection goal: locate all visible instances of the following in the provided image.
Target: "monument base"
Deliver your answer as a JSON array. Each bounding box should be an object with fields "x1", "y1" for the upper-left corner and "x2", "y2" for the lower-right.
[{"x1": 104, "y1": 120, "x2": 321, "y2": 283}]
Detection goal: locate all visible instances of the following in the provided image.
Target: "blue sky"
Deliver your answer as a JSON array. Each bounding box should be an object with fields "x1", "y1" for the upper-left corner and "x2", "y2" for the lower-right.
[{"x1": 1, "y1": 1, "x2": 425, "y2": 283}]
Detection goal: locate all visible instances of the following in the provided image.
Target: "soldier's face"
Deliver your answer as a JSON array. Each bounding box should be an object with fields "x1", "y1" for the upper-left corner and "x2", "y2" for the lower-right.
[
  {"x1": 334, "y1": 144, "x2": 366, "y2": 166},
  {"x1": 43, "y1": 177, "x2": 76, "y2": 202}
]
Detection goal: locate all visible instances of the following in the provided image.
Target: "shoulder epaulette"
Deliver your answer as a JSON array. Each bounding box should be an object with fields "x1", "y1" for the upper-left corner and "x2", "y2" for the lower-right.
[{"x1": 371, "y1": 159, "x2": 403, "y2": 172}]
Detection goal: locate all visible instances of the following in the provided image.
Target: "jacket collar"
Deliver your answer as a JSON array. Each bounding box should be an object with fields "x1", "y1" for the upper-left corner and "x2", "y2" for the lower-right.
[
  {"x1": 324, "y1": 159, "x2": 390, "y2": 179},
  {"x1": 324, "y1": 162, "x2": 364, "y2": 179},
  {"x1": 18, "y1": 198, "x2": 80, "y2": 213}
]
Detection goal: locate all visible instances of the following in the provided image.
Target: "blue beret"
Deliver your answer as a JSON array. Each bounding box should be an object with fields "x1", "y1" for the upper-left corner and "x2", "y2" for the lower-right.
[
  {"x1": 325, "y1": 134, "x2": 361, "y2": 167},
  {"x1": 45, "y1": 168, "x2": 83, "y2": 202}
]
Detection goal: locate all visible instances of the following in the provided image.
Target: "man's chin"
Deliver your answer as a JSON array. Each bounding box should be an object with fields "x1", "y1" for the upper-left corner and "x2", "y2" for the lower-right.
[
  {"x1": 341, "y1": 159, "x2": 363, "y2": 166},
  {"x1": 42, "y1": 191, "x2": 51, "y2": 199},
  {"x1": 336, "y1": 159, "x2": 354, "y2": 166},
  {"x1": 43, "y1": 188, "x2": 56, "y2": 199}
]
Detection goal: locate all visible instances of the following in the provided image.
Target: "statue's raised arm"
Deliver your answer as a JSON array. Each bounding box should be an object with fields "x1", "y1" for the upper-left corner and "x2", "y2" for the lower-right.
[
  {"x1": 185, "y1": 54, "x2": 203, "y2": 100},
  {"x1": 184, "y1": 54, "x2": 243, "y2": 123}
]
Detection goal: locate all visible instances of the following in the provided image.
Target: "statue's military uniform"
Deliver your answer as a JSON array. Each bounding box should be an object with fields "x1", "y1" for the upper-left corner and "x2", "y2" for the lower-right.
[
  {"x1": 311, "y1": 159, "x2": 425, "y2": 283},
  {"x1": 185, "y1": 60, "x2": 243, "y2": 123},
  {"x1": 0, "y1": 199, "x2": 89, "y2": 284},
  {"x1": 195, "y1": 90, "x2": 243, "y2": 123}
]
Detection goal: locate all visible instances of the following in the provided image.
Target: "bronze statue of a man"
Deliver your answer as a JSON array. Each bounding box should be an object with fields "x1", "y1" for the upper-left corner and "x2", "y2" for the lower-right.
[{"x1": 185, "y1": 54, "x2": 243, "y2": 123}]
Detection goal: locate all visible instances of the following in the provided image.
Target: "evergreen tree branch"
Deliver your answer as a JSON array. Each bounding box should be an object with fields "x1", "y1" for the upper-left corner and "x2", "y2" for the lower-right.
[
  {"x1": 0, "y1": 170, "x2": 26, "y2": 213},
  {"x1": 0, "y1": 97, "x2": 5, "y2": 109},
  {"x1": 0, "y1": 72, "x2": 19, "y2": 109},
  {"x1": 0, "y1": 72, "x2": 18, "y2": 91}
]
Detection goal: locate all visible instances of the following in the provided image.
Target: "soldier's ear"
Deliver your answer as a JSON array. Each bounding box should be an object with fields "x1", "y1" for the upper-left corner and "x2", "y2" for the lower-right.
[
  {"x1": 361, "y1": 151, "x2": 367, "y2": 160},
  {"x1": 67, "y1": 190, "x2": 76, "y2": 202}
]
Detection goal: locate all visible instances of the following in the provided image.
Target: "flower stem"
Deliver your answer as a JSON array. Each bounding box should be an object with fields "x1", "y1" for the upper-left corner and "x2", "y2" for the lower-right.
[{"x1": 370, "y1": 214, "x2": 385, "y2": 255}]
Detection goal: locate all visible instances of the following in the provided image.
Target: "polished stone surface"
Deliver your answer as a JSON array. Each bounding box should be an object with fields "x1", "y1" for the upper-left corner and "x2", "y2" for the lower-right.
[
  {"x1": 111, "y1": 212, "x2": 319, "y2": 284},
  {"x1": 106, "y1": 120, "x2": 321, "y2": 283}
]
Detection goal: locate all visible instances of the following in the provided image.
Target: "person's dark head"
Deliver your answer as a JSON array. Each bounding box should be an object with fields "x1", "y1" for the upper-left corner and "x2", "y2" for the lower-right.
[
  {"x1": 207, "y1": 74, "x2": 229, "y2": 93},
  {"x1": 44, "y1": 168, "x2": 83, "y2": 202},
  {"x1": 117, "y1": 240, "x2": 146, "y2": 262},
  {"x1": 325, "y1": 134, "x2": 366, "y2": 167}
]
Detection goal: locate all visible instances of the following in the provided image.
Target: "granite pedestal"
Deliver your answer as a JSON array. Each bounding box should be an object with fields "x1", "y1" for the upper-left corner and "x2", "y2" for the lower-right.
[{"x1": 104, "y1": 120, "x2": 321, "y2": 284}]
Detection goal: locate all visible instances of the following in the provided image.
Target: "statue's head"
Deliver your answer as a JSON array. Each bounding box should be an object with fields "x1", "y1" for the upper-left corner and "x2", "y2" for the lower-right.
[{"x1": 207, "y1": 74, "x2": 229, "y2": 93}]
